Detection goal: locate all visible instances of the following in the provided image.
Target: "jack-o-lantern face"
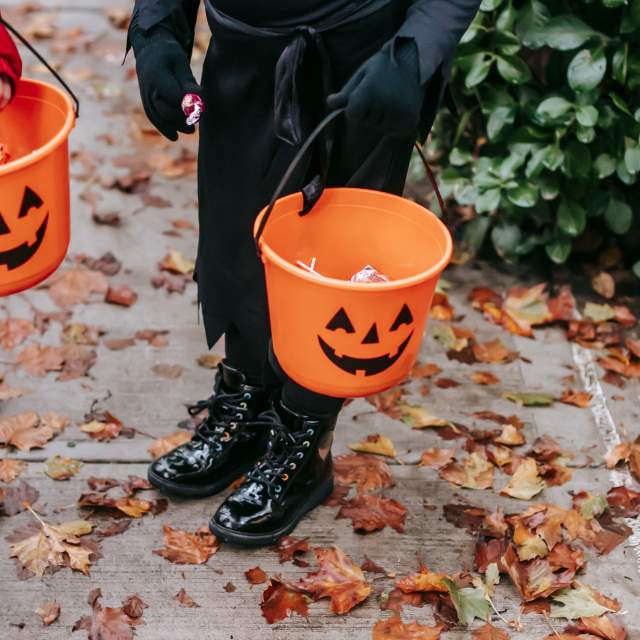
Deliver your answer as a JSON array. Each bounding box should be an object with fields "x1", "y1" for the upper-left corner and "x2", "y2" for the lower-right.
[
  {"x1": 318, "y1": 304, "x2": 414, "y2": 376},
  {"x1": 0, "y1": 186, "x2": 49, "y2": 271}
]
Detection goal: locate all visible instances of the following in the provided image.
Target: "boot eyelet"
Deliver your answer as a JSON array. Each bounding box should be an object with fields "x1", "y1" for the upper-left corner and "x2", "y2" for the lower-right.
[
  {"x1": 236, "y1": 412, "x2": 243, "y2": 419},
  {"x1": 306, "y1": 428, "x2": 314, "y2": 436},
  {"x1": 239, "y1": 402, "x2": 248, "y2": 409},
  {"x1": 303, "y1": 441, "x2": 310, "y2": 447},
  {"x1": 221, "y1": 431, "x2": 231, "y2": 442},
  {"x1": 289, "y1": 462, "x2": 296, "y2": 470},
  {"x1": 230, "y1": 422, "x2": 237, "y2": 430},
  {"x1": 270, "y1": 429, "x2": 275, "y2": 436},
  {"x1": 243, "y1": 392, "x2": 251, "y2": 400},
  {"x1": 296, "y1": 452, "x2": 304, "y2": 459},
  {"x1": 274, "y1": 485, "x2": 282, "y2": 493},
  {"x1": 281, "y1": 473, "x2": 289, "y2": 481}
]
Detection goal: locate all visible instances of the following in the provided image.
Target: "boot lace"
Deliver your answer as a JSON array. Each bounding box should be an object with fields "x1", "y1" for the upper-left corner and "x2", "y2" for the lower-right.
[{"x1": 246, "y1": 409, "x2": 315, "y2": 498}]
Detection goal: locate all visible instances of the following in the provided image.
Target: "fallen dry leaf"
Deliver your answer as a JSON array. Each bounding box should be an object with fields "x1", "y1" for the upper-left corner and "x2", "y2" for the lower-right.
[
  {"x1": 261, "y1": 578, "x2": 309, "y2": 624},
  {"x1": 395, "y1": 566, "x2": 449, "y2": 594},
  {"x1": 152, "y1": 363, "x2": 184, "y2": 379},
  {"x1": 501, "y1": 458, "x2": 545, "y2": 500},
  {"x1": 153, "y1": 525, "x2": 220, "y2": 564},
  {"x1": 439, "y1": 452, "x2": 494, "y2": 490},
  {"x1": 35, "y1": 600, "x2": 60, "y2": 626},
  {"x1": 336, "y1": 494, "x2": 407, "y2": 533},
  {"x1": 560, "y1": 389, "x2": 592, "y2": 408},
  {"x1": 45, "y1": 455, "x2": 82, "y2": 480},
  {"x1": 591, "y1": 272, "x2": 615, "y2": 299},
  {"x1": 298, "y1": 546, "x2": 372, "y2": 614},
  {"x1": 0, "y1": 412, "x2": 57, "y2": 451},
  {"x1": 333, "y1": 454, "x2": 394, "y2": 494},
  {"x1": 105, "y1": 285, "x2": 138, "y2": 307},
  {"x1": 0, "y1": 458, "x2": 27, "y2": 483},
  {"x1": 174, "y1": 587, "x2": 199, "y2": 608},
  {"x1": 411, "y1": 362, "x2": 442, "y2": 378},
  {"x1": 472, "y1": 623, "x2": 510, "y2": 639},
  {"x1": 472, "y1": 339, "x2": 518, "y2": 364},
  {"x1": 348, "y1": 434, "x2": 396, "y2": 458},
  {"x1": 273, "y1": 536, "x2": 310, "y2": 564},
  {"x1": 0, "y1": 480, "x2": 40, "y2": 516},
  {"x1": 72, "y1": 589, "x2": 144, "y2": 639},
  {"x1": 246, "y1": 566, "x2": 268, "y2": 585},
  {"x1": 0, "y1": 318, "x2": 36, "y2": 350},
  {"x1": 400, "y1": 405, "x2": 453, "y2": 429},
  {"x1": 372, "y1": 616, "x2": 444, "y2": 639},
  {"x1": 159, "y1": 250, "x2": 195, "y2": 275},
  {"x1": 45, "y1": 268, "x2": 109, "y2": 307},
  {"x1": 148, "y1": 431, "x2": 192, "y2": 459},
  {"x1": 472, "y1": 371, "x2": 500, "y2": 385},
  {"x1": 419, "y1": 448, "x2": 456, "y2": 469},
  {"x1": 197, "y1": 353, "x2": 223, "y2": 369}
]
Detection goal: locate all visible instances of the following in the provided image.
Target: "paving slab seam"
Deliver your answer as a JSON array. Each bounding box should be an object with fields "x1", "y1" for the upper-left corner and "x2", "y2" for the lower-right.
[{"x1": 571, "y1": 340, "x2": 640, "y2": 576}]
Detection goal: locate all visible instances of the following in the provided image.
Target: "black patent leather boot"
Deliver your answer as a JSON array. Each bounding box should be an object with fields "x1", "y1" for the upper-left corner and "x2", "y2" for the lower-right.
[
  {"x1": 210, "y1": 399, "x2": 336, "y2": 546},
  {"x1": 148, "y1": 361, "x2": 275, "y2": 497}
]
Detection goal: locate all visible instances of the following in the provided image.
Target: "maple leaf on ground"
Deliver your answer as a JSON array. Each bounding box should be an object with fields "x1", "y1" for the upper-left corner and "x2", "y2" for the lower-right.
[
  {"x1": 400, "y1": 405, "x2": 453, "y2": 429},
  {"x1": 472, "y1": 411, "x2": 524, "y2": 429},
  {"x1": 78, "y1": 493, "x2": 152, "y2": 518},
  {"x1": 0, "y1": 318, "x2": 36, "y2": 350},
  {"x1": 439, "y1": 452, "x2": 494, "y2": 490},
  {"x1": 148, "y1": 431, "x2": 192, "y2": 459},
  {"x1": 560, "y1": 390, "x2": 592, "y2": 408},
  {"x1": 45, "y1": 268, "x2": 109, "y2": 307},
  {"x1": 297, "y1": 546, "x2": 372, "y2": 614},
  {"x1": 604, "y1": 439, "x2": 640, "y2": 481},
  {"x1": 572, "y1": 492, "x2": 607, "y2": 521},
  {"x1": 348, "y1": 434, "x2": 396, "y2": 458},
  {"x1": 372, "y1": 616, "x2": 444, "y2": 639},
  {"x1": 80, "y1": 414, "x2": 123, "y2": 441},
  {"x1": 472, "y1": 339, "x2": 519, "y2": 364},
  {"x1": 159, "y1": 250, "x2": 195, "y2": 275},
  {"x1": 472, "y1": 623, "x2": 510, "y2": 639},
  {"x1": 45, "y1": 455, "x2": 82, "y2": 480},
  {"x1": 0, "y1": 411, "x2": 56, "y2": 451},
  {"x1": 472, "y1": 371, "x2": 500, "y2": 385},
  {"x1": 273, "y1": 536, "x2": 310, "y2": 563},
  {"x1": 245, "y1": 566, "x2": 268, "y2": 585},
  {"x1": 501, "y1": 458, "x2": 544, "y2": 500},
  {"x1": 336, "y1": 494, "x2": 407, "y2": 533},
  {"x1": 550, "y1": 582, "x2": 619, "y2": 620},
  {"x1": 420, "y1": 447, "x2": 456, "y2": 470},
  {"x1": 567, "y1": 614, "x2": 627, "y2": 640},
  {"x1": 411, "y1": 362, "x2": 442, "y2": 378},
  {"x1": 8, "y1": 506, "x2": 97, "y2": 577},
  {"x1": 0, "y1": 480, "x2": 40, "y2": 516},
  {"x1": 494, "y1": 424, "x2": 525, "y2": 446},
  {"x1": 606, "y1": 486, "x2": 640, "y2": 518},
  {"x1": 442, "y1": 577, "x2": 490, "y2": 625},
  {"x1": 333, "y1": 454, "x2": 394, "y2": 494},
  {"x1": 395, "y1": 566, "x2": 449, "y2": 593},
  {"x1": 0, "y1": 458, "x2": 27, "y2": 483},
  {"x1": 431, "y1": 291, "x2": 454, "y2": 321},
  {"x1": 503, "y1": 284, "x2": 553, "y2": 333},
  {"x1": 153, "y1": 525, "x2": 220, "y2": 564},
  {"x1": 35, "y1": 601, "x2": 60, "y2": 625},
  {"x1": 261, "y1": 578, "x2": 309, "y2": 623},
  {"x1": 380, "y1": 588, "x2": 424, "y2": 614},
  {"x1": 16, "y1": 343, "x2": 64, "y2": 377},
  {"x1": 175, "y1": 587, "x2": 199, "y2": 608},
  {"x1": 72, "y1": 588, "x2": 144, "y2": 640}
]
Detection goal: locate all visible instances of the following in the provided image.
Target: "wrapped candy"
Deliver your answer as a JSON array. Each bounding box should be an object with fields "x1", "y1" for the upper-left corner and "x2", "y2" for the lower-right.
[
  {"x1": 0, "y1": 142, "x2": 10, "y2": 165},
  {"x1": 181, "y1": 93, "x2": 205, "y2": 127},
  {"x1": 350, "y1": 265, "x2": 390, "y2": 283}
]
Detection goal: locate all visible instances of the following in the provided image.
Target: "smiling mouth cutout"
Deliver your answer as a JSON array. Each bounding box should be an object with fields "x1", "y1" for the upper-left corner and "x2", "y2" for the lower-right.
[
  {"x1": 318, "y1": 332, "x2": 413, "y2": 376},
  {"x1": 0, "y1": 213, "x2": 49, "y2": 270}
]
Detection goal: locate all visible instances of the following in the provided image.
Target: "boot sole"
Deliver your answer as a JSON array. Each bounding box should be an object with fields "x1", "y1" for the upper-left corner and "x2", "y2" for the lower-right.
[
  {"x1": 147, "y1": 463, "x2": 253, "y2": 499},
  {"x1": 208, "y1": 475, "x2": 334, "y2": 546}
]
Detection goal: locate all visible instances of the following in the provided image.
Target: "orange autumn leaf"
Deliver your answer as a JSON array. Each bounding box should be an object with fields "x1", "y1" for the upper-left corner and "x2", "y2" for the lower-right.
[
  {"x1": 0, "y1": 412, "x2": 59, "y2": 451},
  {"x1": 472, "y1": 370, "x2": 500, "y2": 385},
  {"x1": 395, "y1": 566, "x2": 449, "y2": 593},
  {"x1": 411, "y1": 362, "x2": 442, "y2": 378},
  {"x1": 148, "y1": 431, "x2": 192, "y2": 459},
  {"x1": 569, "y1": 614, "x2": 627, "y2": 640},
  {"x1": 153, "y1": 525, "x2": 220, "y2": 564},
  {"x1": 261, "y1": 579, "x2": 309, "y2": 623},
  {"x1": 336, "y1": 494, "x2": 407, "y2": 533},
  {"x1": 298, "y1": 546, "x2": 372, "y2": 614},
  {"x1": 45, "y1": 268, "x2": 109, "y2": 307},
  {"x1": 494, "y1": 424, "x2": 526, "y2": 447},
  {"x1": 419, "y1": 447, "x2": 456, "y2": 470},
  {"x1": 430, "y1": 292, "x2": 454, "y2": 321},
  {"x1": 348, "y1": 433, "x2": 396, "y2": 458},
  {"x1": 439, "y1": 452, "x2": 494, "y2": 490},
  {"x1": 273, "y1": 536, "x2": 310, "y2": 563},
  {"x1": 245, "y1": 566, "x2": 268, "y2": 585},
  {"x1": 333, "y1": 454, "x2": 394, "y2": 494},
  {"x1": 504, "y1": 283, "x2": 553, "y2": 328},
  {"x1": 501, "y1": 458, "x2": 545, "y2": 500},
  {"x1": 372, "y1": 617, "x2": 444, "y2": 640},
  {"x1": 0, "y1": 458, "x2": 27, "y2": 483},
  {"x1": 560, "y1": 390, "x2": 592, "y2": 408},
  {"x1": 35, "y1": 600, "x2": 61, "y2": 626},
  {"x1": 472, "y1": 339, "x2": 518, "y2": 364},
  {"x1": 472, "y1": 623, "x2": 510, "y2": 640},
  {"x1": 0, "y1": 318, "x2": 36, "y2": 351}
]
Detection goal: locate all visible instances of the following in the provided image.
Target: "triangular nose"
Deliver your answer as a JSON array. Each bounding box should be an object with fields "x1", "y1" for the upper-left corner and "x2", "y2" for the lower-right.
[{"x1": 362, "y1": 322, "x2": 379, "y2": 344}]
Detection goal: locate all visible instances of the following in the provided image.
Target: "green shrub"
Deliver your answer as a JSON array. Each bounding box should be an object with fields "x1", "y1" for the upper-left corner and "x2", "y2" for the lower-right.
[{"x1": 429, "y1": 0, "x2": 640, "y2": 277}]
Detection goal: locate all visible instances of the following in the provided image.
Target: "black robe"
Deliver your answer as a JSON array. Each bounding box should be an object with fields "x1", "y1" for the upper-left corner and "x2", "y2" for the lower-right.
[{"x1": 128, "y1": 0, "x2": 480, "y2": 349}]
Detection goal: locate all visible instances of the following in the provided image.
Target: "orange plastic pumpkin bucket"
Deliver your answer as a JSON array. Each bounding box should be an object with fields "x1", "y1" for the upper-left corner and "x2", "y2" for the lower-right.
[
  {"x1": 254, "y1": 112, "x2": 452, "y2": 398},
  {"x1": 0, "y1": 78, "x2": 76, "y2": 296}
]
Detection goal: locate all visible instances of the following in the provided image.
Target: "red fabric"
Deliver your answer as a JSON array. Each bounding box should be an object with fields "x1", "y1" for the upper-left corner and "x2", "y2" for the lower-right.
[{"x1": 0, "y1": 12, "x2": 22, "y2": 89}]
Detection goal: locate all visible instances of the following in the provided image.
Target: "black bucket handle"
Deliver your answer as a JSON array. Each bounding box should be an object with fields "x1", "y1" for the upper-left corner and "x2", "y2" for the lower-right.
[
  {"x1": 0, "y1": 17, "x2": 80, "y2": 118},
  {"x1": 254, "y1": 108, "x2": 447, "y2": 255}
]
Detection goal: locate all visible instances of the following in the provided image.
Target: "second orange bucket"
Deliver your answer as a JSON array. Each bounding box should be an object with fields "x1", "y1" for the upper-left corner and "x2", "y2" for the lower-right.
[{"x1": 254, "y1": 113, "x2": 452, "y2": 398}]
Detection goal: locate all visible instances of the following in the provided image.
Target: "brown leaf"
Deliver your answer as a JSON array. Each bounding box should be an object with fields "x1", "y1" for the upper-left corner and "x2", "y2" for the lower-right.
[
  {"x1": 148, "y1": 431, "x2": 192, "y2": 459},
  {"x1": 591, "y1": 272, "x2": 615, "y2": 299},
  {"x1": 16, "y1": 343, "x2": 64, "y2": 376},
  {"x1": 104, "y1": 338, "x2": 136, "y2": 351},
  {"x1": 0, "y1": 458, "x2": 27, "y2": 483},
  {"x1": 80, "y1": 419, "x2": 123, "y2": 441},
  {"x1": 360, "y1": 556, "x2": 385, "y2": 573},
  {"x1": 174, "y1": 587, "x2": 199, "y2": 608},
  {"x1": 472, "y1": 623, "x2": 510, "y2": 640},
  {"x1": 159, "y1": 250, "x2": 195, "y2": 275},
  {"x1": 348, "y1": 434, "x2": 396, "y2": 458},
  {"x1": 0, "y1": 412, "x2": 56, "y2": 451},
  {"x1": 493, "y1": 424, "x2": 526, "y2": 446},
  {"x1": 560, "y1": 389, "x2": 592, "y2": 408},
  {"x1": 298, "y1": 546, "x2": 372, "y2": 614},
  {"x1": 0, "y1": 480, "x2": 39, "y2": 516},
  {"x1": 245, "y1": 566, "x2": 268, "y2": 584},
  {"x1": 472, "y1": 339, "x2": 518, "y2": 364},
  {"x1": 105, "y1": 286, "x2": 137, "y2": 307},
  {"x1": 333, "y1": 454, "x2": 394, "y2": 494},
  {"x1": 472, "y1": 371, "x2": 500, "y2": 385},
  {"x1": 500, "y1": 458, "x2": 545, "y2": 500},
  {"x1": 224, "y1": 582, "x2": 236, "y2": 593},
  {"x1": 153, "y1": 525, "x2": 220, "y2": 564},
  {"x1": 152, "y1": 363, "x2": 184, "y2": 379},
  {"x1": 261, "y1": 578, "x2": 309, "y2": 623},
  {"x1": 411, "y1": 362, "x2": 442, "y2": 378},
  {"x1": 435, "y1": 377, "x2": 460, "y2": 389},
  {"x1": 121, "y1": 594, "x2": 147, "y2": 620},
  {"x1": 72, "y1": 589, "x2": 143, "y2": 639},
  {"x1": 45, "y1": 268, "x2": 109, "y2": 307},
  {"x1": 273, "y1": 536, "x2": 310, "y2": 563},
  {"x1": 569, "y1": 614, "x2": 627, "y2": 640},
  {"x1": 45, "y1": 455, "x2": 82, "y2": 480},
  {"x1": 0, "y1": 318, "x2": 36, "y2": 350},
  {"x1": 439, "y1": 452, "x2": 494, "y2": 490},
  {"x1": 367, "y1": 388, "x2": 404, "y2": 418},
  {"x1": 372, "y1": 616, "x2": 443, "y2": 639},
  {"x1": 395, "y1": 567, "x2": 449, "y2": 593},
  {"x1": 35, "y1": 601, "x2": 60, "y2": 625},
  {"x1": 336, "y1": 494, "x2": 407, "y2": 533},
  {"x1": 419, "y1": 447, "x2": 456, "y2": 470},
  {"x1": 197, "y1": 353, "x2": 223, "y2": 369},
  {"x1": 607, "y1": 486, "x2": 640, "y2": 518},
  {"x1": 472, "y1": 411, "x2": 524, "y2": 429}
]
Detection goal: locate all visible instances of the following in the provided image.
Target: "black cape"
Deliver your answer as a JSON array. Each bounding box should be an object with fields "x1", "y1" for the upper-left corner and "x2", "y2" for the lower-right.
[{"x1": 128, "y1": 0, "x2": 480, "y2": 348}]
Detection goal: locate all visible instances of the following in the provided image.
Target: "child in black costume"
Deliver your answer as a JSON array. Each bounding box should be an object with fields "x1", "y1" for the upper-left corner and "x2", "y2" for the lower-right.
[{"x1": 129, "y1": 0, "x2": 480, "y2": 545}]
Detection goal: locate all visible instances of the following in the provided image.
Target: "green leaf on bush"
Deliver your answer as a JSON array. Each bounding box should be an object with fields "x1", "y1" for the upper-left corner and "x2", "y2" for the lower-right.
[
  {"x1": 563, "y1": 142, "x2": 591, "y2": 178},
  {"x1": 476, "y1": 188, "x2": 502, "y2": 213},
  {"x1": 450, "y1": 147, "x2": 474, "y2": 166},
  {"x1": 492, "y1": 223, "x2": 522, "y2": 259},
  {"x1": 557, "y1": 201, "x2": 586, "y2": 237},
  {"x1": 516, "y1": 0, "x2": 550, "y2": 49},
  {"x1": 605, "y1": 199, "x2": 633, "y2": 234},
  {"x1": 593, "y1": 154, "x2": 617, "y2": 178},
  {"x1": 576, "y1": 126, "x2": 595, "y2": 144},
  {"x1": 496, "y1": 54, "x2": 531, "y2": 84},
  {"x1": 462, "y1": 216, "x2": 492, "y2": 252},
  {"x1": 602, "y1": 0, "x2": 626, "y2": 7},
  {"x1": 542, "y1": 145, "x2": 564, "y2": 171},
  {"x1": 633, "y1": 261, "x2": 640, "y2": 279},
  {"x1": 611, "y1": 92, "x2": 632, "y2": 115},
  {"x1": 480, "y1": 0, "x2": 504, "y2": 11},
  {"x1": 568, "y1": 49, "x2": 607, "y2": 91},
  {"x1": 506, "y1": 183, "x2": 539, "y2": 208},
  {"x1": 624, "y1": 147, "x2": 640, "y2": 174},
  {"x1": 575, "y1": 104, "x2": 598, "y2": 127},
  {"x1": 487, "y1": 106, "x2": 516, "y2": 140},
  {"x1": 612, "y1": 45, "x2": 628, "y2": 84},
  {"x1": 545, "y1": 238, "x2": 572, "y2": 264},
  {"x1": 536, "y1": 97, "x2": 574, "y2": 124},
  {"x1": 465, "y1": 54, "x2": 494, "y2": 88},
  {"x1": 544, "y1": 15, "x2": 598, "y2": 51}
]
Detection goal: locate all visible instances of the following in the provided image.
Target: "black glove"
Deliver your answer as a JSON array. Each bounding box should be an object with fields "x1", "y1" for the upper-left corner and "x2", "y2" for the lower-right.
[
  {"x1": 327, "y1": 38, "x2": 423, "y2": 136},
  {"x1": 130, "y1": 22, "x2": 201, "y2": 141}
]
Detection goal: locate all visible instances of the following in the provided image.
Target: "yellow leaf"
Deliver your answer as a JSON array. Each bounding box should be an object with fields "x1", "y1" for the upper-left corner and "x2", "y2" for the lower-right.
[
  {"x1": 400, "y1": 405, "x2": 453, "y2": 429},
  {"x1": 501, "y1": 458, "x2": 545, "y2": 500},
  {"x1": 348, "y1": 434, "x2": 396, "y2": 458}
]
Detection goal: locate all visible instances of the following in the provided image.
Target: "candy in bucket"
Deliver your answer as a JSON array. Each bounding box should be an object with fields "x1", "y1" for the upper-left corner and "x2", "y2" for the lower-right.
[{"x1": 296, "y1": 258, "x2": 390, "y2": 283}]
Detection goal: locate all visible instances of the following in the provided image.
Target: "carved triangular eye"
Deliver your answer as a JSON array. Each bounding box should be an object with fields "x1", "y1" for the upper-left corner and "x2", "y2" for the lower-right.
[
  {"x1": 390, "y1": 304, "x2": 413, "y2": 331},
  {"x1": 326, "y1": 307, "x2": 355, "y2": 333},
  {"x1": 18, "y1": 186, "x2": 43, "y2": 218},
  {"x1": 0, "y1": 212, "x2": 9, "y2": 235}
]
